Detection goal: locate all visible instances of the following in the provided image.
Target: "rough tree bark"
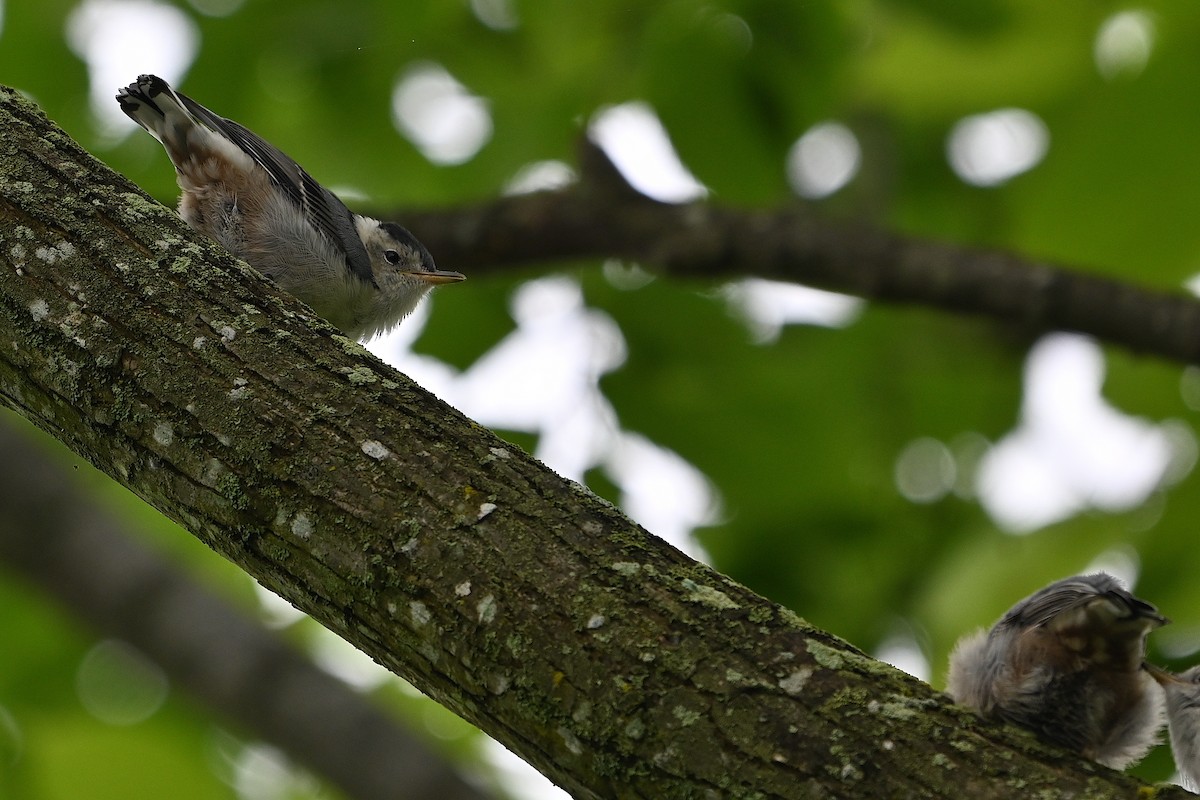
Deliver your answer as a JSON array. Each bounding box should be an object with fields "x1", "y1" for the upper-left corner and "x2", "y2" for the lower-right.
[{"x1": 0, "y1": 86, "x2": 1193, "y2": 799}]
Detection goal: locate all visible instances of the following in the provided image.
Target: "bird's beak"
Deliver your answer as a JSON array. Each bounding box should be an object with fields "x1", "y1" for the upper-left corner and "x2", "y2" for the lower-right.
[
  {"x1": 409, "y1": 269, "x2": 466, "y2": 285},
  {"x1": 1144, "y1": 662, "x2": 1183, "y2": 686}
]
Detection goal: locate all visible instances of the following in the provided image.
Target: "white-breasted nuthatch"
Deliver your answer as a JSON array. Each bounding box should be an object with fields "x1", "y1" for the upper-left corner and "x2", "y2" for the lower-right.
[
  {"x1": 1146, "y1": 663, "x2": 1200, "y2": 789},
  {"x1": 116, "y1": 74, "x2": 464, "y2": 341},
  {"x1": 946, "y1": 573, "x2": 1166, "y2": 769}
]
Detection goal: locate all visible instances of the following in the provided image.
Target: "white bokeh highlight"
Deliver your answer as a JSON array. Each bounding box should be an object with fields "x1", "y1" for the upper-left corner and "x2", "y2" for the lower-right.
[
  {"x1": 76, "y1": 639, "x2": 169, "y2": 726},
  {"x1": 786, "y1": 121, "x2": 861, "y2": 198},
  {"x1": 1181, "y1": 365, "x2": 1200, "y2": 412},
  {"x1": 470, "y1": 0, "x2": 519, "y2": 31},
  {"x1": 505, "y1": 159, "x2": 576, "y2": 195},
  {"x1": 605, "y1": 433, "x2": 720, "y2": 558},
  {"x1": 601, "y1": 259, "x2": 656, "y2": 292},
  {"x1": 251, "y1": 582, "x2": 307, "y2": 629},
  {"x1": 392, "y1": 62, "x2": 492, "y2": 165},
  {"x1": 229, "y1": 743, "x2": 320, "y2": 800},
  {"x1": 1095, "y1": 10, "x2": 1155, "y2": 81},
  {"x1": 481, "y1": 738, "x2": 570, "y2": 800},
  {"x1": 721, "y1": 278, "x2": 863, "y2": 343},
  {"x1": 1084, "y1": 546, "x2": 1142, "y2": 591},
  {"x1": 894, "y1": 437, "x2": 956, "y2": 504},
  {"x1": 590, "y1": 102, "x2": 708, "y2": 202},
  {"x1": 947, "y1": 108, "x2": 1049, "y2": 187},
  {"x1": 66, "y1": 0, "x2": 198, "y2": 138},
  {"x1": 874, "y1": 630, "x2": 931, "y2": 682},
  {"x1": 308, "y1": 627, "x2": 392, "y2": 691},
  {"x1": 976, "y1": 333, "x2": 1194, "y2": 532}
]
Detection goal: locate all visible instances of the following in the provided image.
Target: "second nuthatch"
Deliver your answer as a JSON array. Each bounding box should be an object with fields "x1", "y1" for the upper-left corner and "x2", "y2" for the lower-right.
[
  {"x1": 1146, "y1": 663, "x2": 1200, "y2": 789},
  {"x1": 947, "y1": 573, "x2": 1166, "y2": 769},
  {"x1": 116, "y1": 74, "x2": 464, "y2": 341}
]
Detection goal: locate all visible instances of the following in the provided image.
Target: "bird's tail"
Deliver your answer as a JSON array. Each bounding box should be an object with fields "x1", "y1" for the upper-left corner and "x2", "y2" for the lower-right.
[{"x1": 116, "y1": 74, "x2": 206, "y2": 169}]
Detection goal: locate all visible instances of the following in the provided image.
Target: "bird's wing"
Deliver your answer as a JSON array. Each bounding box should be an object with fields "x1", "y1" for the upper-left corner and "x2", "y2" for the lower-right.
[
  {"x1": 1000, "y1": 573, "x2": 1161, "y2": 630},
  {"x1": 173, "y1": 87, "x2": 376, "y2": 286},
  {"x1": 1002, "y1": 576, "x2": 1113, "y2": 629}
]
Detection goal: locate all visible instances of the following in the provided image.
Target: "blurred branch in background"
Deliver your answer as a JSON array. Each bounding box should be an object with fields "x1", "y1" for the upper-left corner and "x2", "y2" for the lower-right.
[
  {"x1": 0, "y1": 415, "x2": 495, "y2": 800},
  {"x1": 395, "y1": 140, "x2": 1200, "y2": 367}
]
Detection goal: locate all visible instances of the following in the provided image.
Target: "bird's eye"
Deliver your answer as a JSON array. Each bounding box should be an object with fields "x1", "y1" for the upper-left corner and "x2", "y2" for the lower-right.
[{"x1": 383, "y1": 249, "x2": 401, "y2": 265}]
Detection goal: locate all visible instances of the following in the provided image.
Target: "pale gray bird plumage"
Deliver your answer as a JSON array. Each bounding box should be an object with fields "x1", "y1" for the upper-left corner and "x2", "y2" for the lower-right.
[
  {"x1": 116, "y1": 74, "x2": 463, "y2": 340},
  {"x1": 946, "y1": 573, "x2": 1166, "y2": 769},
  {"x1": 1147, "y1": 663, "x2": 1200, "y2": 789}
]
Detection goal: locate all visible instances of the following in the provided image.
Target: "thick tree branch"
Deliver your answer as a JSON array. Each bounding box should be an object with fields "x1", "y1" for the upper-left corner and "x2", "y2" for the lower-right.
[
  {"x1": 396, "y1": 140, "x2": 1200, "y2": 365},
  {"x1": 0, "y1": 416, "x2": 493, "y2": 800},
  {"x1": 0, "y1": 85, "x2": 1190, "y2": 798}
]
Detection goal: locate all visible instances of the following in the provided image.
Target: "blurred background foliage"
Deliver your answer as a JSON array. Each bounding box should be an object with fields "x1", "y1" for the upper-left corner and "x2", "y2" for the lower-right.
[{"x1": 4, "y1": 0, "x2": 1200, "y2": 796}]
